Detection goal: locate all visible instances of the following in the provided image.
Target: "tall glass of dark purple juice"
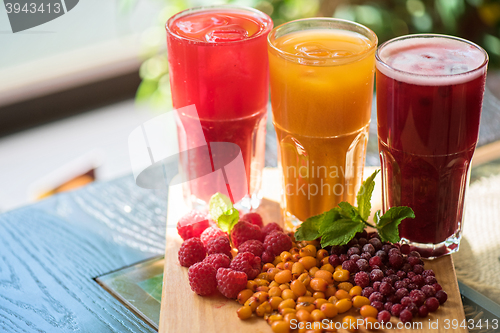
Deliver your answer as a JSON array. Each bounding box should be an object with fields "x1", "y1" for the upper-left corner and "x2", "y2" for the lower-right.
[{"x1": 376, "y1": 34, "x2": 488, "y2": 258}]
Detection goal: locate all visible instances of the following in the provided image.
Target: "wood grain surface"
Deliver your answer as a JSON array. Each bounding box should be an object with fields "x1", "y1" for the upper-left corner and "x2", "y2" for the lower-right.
[{"x1": 160, "y1": 168, "x2": 467, "y2": 333}]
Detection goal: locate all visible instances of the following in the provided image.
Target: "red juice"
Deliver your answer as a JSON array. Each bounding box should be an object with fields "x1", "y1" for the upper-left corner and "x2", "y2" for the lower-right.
[
  {"x1": 166, "y1": 7, "x2": 272, "y2": 207},
  {"x1": 376, "y1": 35, "x2": 488, "y2": 257}
]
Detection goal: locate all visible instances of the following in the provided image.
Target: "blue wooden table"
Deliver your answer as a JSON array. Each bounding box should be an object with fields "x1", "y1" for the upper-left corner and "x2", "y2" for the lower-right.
[{"x1": 1, "y1": 87, "x2": 500, "y2": 333}]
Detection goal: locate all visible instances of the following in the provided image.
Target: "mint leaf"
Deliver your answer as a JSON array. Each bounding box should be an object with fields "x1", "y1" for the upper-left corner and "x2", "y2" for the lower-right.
[
  {"x1": 320, "y1": 218, "x2": 365, "y2": 247},
  {"x1": 216, "y1": 208, "x2": 239, "y2": 233},
  {"x1": 317, "y1": 208, "x2": 342, "y2": 235},
  {"x1": 294, "y1": 214, "x2": 322, "y2": 241},
  {"x1": 376, "y1": 206, "x2": 415, "y2": 243},
  {"x1": 208, "y1": 192, "x2": 239, "y2": 233},
  {"x1": 338, "y1": 202, "x2": 361, "y2": 221},
  {"x1": 357, "y1": 169, "x2": 380, "y2": 221}
]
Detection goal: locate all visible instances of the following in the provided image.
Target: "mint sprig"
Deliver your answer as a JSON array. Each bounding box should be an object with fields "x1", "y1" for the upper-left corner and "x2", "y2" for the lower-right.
[
  {"x1": 208, "y1": 193, "x2": 239, "y2": 233},
  {"x1": 294, "y1": 169, "x2": 415, "y2": 246}
]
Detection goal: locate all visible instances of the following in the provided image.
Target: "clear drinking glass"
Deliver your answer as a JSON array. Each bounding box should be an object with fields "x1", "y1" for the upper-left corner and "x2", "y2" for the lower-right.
[
  {"x1": 376, "y1": 34, "x2": 488, "y2": 258},
  {"x1": 267, "y1": 18, "x2": 378, "y2": 230},
  {"x1": 166, "y1": 6, "x2": 273, "y2": 210}
]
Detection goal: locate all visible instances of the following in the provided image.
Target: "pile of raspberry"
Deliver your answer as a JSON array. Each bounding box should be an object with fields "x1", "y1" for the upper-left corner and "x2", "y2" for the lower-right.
[
  {"x1": 177, "y1": 210, "x2": 291, "y2": 299},
  {"x1": 329, "y1": 231, "x2": 448, "y2": 323}
]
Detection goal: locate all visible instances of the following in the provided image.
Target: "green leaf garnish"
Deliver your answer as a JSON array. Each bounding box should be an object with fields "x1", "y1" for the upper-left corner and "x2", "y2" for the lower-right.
[
  {"x1": 208, "y1": 193, "x2": 239, "y2": 233},
  {"x1": 294, "y1": 169, "x2": 415, "y2": 246},
  {"x1": 376, "y1": 207, "x2": 415, "y2": 243},
  {"x1": 357, "y1": 169, "x2": 380, "y2": 221}
]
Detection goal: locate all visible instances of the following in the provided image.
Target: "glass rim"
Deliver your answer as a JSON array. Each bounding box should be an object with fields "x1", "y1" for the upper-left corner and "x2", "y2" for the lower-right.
[
  {"x1": 166, "y1": 5, "x2": 273, "y2": 45},
  {"x1": 267, "y1": 18, "x2": 378, "y2": 64},
  {"x1": 376, "y1": 33, "x2": 489, "y2": 79}
]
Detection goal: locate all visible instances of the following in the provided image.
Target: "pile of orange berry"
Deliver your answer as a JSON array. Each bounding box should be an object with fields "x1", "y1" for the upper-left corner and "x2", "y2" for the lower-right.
[{"x1": 235, "y1": 240, "x2": 380, "y2": 333}]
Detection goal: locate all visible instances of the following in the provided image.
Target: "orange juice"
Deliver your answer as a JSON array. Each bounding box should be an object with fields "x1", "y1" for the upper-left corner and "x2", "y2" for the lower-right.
[{"x1": 268, "y1": 19, "x2": 377, "y2": 228}]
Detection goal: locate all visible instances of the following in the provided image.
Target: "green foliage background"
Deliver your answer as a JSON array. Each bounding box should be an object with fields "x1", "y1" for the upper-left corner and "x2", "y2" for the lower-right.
[{"x1": 127, "y1": 0, "x2": 500, "y2": 109}]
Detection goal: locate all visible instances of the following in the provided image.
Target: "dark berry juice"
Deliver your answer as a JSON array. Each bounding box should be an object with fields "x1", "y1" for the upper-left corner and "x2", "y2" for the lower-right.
[
  {"x1": 376, "y1": 35, "x2": 488, "y2": 257},
  {"x1": 166, "y1": 7, "x2": 272, "y2": 207}
]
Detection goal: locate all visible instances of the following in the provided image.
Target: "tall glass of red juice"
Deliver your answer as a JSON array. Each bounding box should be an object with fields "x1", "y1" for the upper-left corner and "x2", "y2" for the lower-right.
[
  {"x1": 376, "y1": 34, "x2": 488, "y2": 258},
  {"x1": 166, "y1": 6, "x2": 272, "y2": 209}
]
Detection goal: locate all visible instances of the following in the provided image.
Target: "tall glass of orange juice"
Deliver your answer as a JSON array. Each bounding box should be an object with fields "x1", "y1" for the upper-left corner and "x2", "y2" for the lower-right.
[{"x1": 267, "y1": 19, "x2": 377, "y2": 230}]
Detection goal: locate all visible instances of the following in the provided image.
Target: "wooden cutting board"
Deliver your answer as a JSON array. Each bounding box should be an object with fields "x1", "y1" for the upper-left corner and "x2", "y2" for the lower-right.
[{"x1": 159, "y1": 168, "x2": 467, "y2": 333}]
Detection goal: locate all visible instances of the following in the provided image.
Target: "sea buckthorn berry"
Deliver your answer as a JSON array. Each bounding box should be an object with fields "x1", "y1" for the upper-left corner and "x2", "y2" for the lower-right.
[
  {"x1": 314, "y1": 270, "x2": 334, "y2": 284},
  {"x1": 305, "y1": 245, "x2": 317, "y2": 256},
  {"x1": 244, "y1": 296, "x2": 259, "y2": 311},
  {"x1": 256, "y1": 301, "x2": 272, "y2": 317},
  {"x1": 267, "y1": 268, "x2": 280, "y2": 281},
  {"x1": 237, "y1": 306, "x2": 253, "y2": 320},
  {"x1": 275, "y1": 270, "x2": 292, "y2": 284},
  {"x1": 349, "y1": 286, "x2": 363, "y2": 297},
  {"x1": 283, "y1": 261, "x2": 294, "y2": 271},
  {"x1": 238, "y1": 289, "x2": 254, "y2": 304},
  {"x1": 270, "y1": 282, "x2": 281, "y2": 290},
  {"x1": 273, "y1": 256, "x2": 283, "y2": 265},
  {"x1": 253, "y1": 291, "x2": 269, "y2": 303},
  {"x1": 278, "y1": 299, "x2": 296, "y2": 312},
  {"x1": 271, "y1": 320, "x2": 290, "y2": 333},
  {"x1": 328, "y1": 296, "x2": 338, "y2": 304},
  {"x1": 263, "y1": 263, "x2": 275, "y2": 271},
  {"x1": 333, "y1": 269, "x2": 350, "y2": 282},
  {"x1": 280, "y1": 251, "x2": 292, "y2": 262},
  {"x1": 269, "y1": 286, "x2": 282, "y2": 297},
  {"x1": 257, "y1": 286, "x2": 270, "y2": 292},
  {"x1": 364, "y1": 316, "x2": 378, "y2": 330},
  {"x1": 267, "y1": 314, "x2": 283, "y2": 324},
  {"x1": 320, "y1": 264, "x2": 334, "y2": 273},
  {"x1": 290, "y1": 247, "x2": 300, "y2": 255},
  {"x1": 299, "y1": 247, "x2": 314, "y2": 258},
  {"x1": 335, "y1": 265, "x2": 343, "y2": 272},
  {"x1": 309, "y1": 267, "x2": 319, "y2": 276},
  {"x1": 352, "y1": 295, "x2": 370, "y2": 308},
  {"x1": 281, "y1": 289, "x2": 297, "y2": 301},
  {"x1": 296, "y1": 301, "x2": 315, "y2": 313},
  {"x1": 316, "y1": 249, "x2": 329, "y2": 261},
  {"x1": 310, "y1": 309, "x2": 326, "y2": 322},
  {"x1": 334, "y1": 289, "x2": 350, "y2": 300},
  {"x1": 254, "y1": 278, "x2": 270, "y2": 287},
  {"x1": 247, "y1": 280, "x2": 258, "y2": 291},
  {"x1": 276, "y1": 262, "x2": 285, "y2": 270},
  {"x1": 310, "y1": 278, "x2": 328, "y2": 292},
  {"x1": 313, "y1": 292, "x2": 325, "y2": 299},
  {"x1": 360, "y1": 305, "x2": 378, "y2": 318},
  {"x1": 284, "y1": 313, "x2": 297, "y2": 325},
  {"x1": 270, "y1": 296, "x2": 283, "y2": 310},
  {"x1": 305, "y1": 291, "x2": 312, "y2": 297},
  {"x1": 292, "y1": 262, "x2": 305, "y2": 275},
  {"x1": 298, "y1": 273, "x2": 311, "y2": 286},
  {"x1": 299, "y1": 256, "x2": 317, "y2": 270},
  {"x1": 320, "y1": 302, "x2": 338, "y2": 318},
  {"x1": 335, "y1": 299, "x2": 352, "y2": 313},
  {"x1": 337, "y1": 282, "x2": 354, "y2": 292},
  {"x1": 257, "y1": 272, "x2": 268, "y2": 280},
  {"x1": 291, "y1": 253, "x2": 301, "y2": 262},
  {"x1": 297, "y1": 296, "x2": 316, "y2": 303},
  {"x1": 343, "y1": 315, "x2": 358, "y2": 331},
  {"x1": 321, "y1": 257, "x2": 330, "y2": 266},
  {"x1": 291, "y1": 280, "x2": 307, "y2": 296},
  {"x1": 296, "y1": 309, "x2": 312, "y2": 322},
  {"x1": 279, "y1": 283, "x2": 290, "y2": 291},
  {"x1": 280, "y1": 308, "x2": 297, "y2": 316},
  {"x1": 314, "y1": 298, "x2": 328, "y2": 308}
]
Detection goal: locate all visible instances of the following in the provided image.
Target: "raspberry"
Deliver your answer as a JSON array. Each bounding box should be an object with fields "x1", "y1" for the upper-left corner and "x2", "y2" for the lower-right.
[
  {"x1": 435, "y1": 290, "x2": 448, "y2": 304},
  {"x1": 200, "y1": 226, "x2": 226, "y2": 247},
  {"x1": 177, "y1": 210, "x2": 210, "y2": 240},
  {"x1": 231, "y1": 221, "x2": 263, "y2": 249},
  {"x1": 342, "y1": 259, "x2": 358, "y2": 273},
  {"x1": 369, "y1": 292, "x2": 384, "y2": 303},
  {"x1": 377, "y1": 310, "x2": 391, "y2": 323},
  {"x1": 188, "y1": 262, "x2": 217, "y2": 295},
  {"x1": 371, "y1": 301, "x2": 384, "y2": 312},
  {"x1": 379, "y1": 282, "x2": 393, "y2": 296},
  {"x1": 399, "y1": 309, "x2": 413, "y2": 323},
  {"x1": 263, "y1": 230, "x2": 292, "y2": 256},
  {"x1": 206, "y1": 236, "x2": 232, "y2": 257},
  {"x1": 178, "y1": 238, "x2": 206, "y2": 267},
  {"x1": 421, "y1": 285, "x2": 436, "y2": 298},
  {"x1": 370, "y1": 269, "x2": 384, "y2": 282},
  {"x1": 240, "y1": 212, "x2": 263, "y2": 229},
  {"x1": 362, "y1": 287, "x2": 374, "y2": 298},
  {"x1": 369, "y1": 256, "x2": 382, "y2": 267},
  {"x1": 203, "y1": 253, "x2": 231, "y2": 271},
  {"x1": 356, "y1": 259, "x2": 369, "y2": 272},
  {"x1": 418, "y1": 305, "x2": 429, "y2": 317},
  {"x1": 329, "y1": 255, "x2": 341, "y2": 267},
  {"x1": 261, "y1": 249, "x2": 275, "y2": 263},
  {"x1": 261, "y1": 222, "x2": 283, "y2": 236},
  {"x1": 391, "y1": 303, "x2": 404, "y2": 317},
  {"x1": 230, "y1": 252, "x2": 261, "y2": 279},
  {"x1": 216, "y1": 268, "x2": 247, "y2": 299},
  {"x1": 238, "y1": 240, "x2": 265, "y2": 258},
  {"x1": 425, "y1": 297, "x2": 440, "y2": 312}
]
